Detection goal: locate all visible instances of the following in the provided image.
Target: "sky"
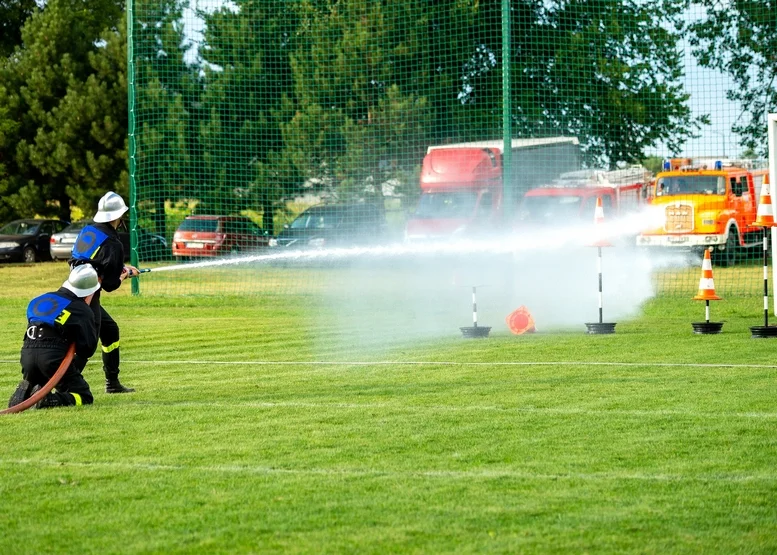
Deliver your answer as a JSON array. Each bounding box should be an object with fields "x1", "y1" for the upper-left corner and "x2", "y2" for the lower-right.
[{"x1": 647, "y1": 4, "x2": 744, "y2": 159}]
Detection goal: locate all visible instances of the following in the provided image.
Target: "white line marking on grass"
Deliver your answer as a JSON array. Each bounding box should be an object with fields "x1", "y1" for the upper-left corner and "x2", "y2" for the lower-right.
[
  {"x1": 2, "y1": 359, "x2": 773, "y2": 370},
  {"x1": 127, "y1": 360, "x2": 777, "y2": 369},
  {"x1": 0, "y1": 458, "x2": 774, "y2": 483},
  {"x1": 120, "y1": 400, "x2": 777, "y2": 419}
]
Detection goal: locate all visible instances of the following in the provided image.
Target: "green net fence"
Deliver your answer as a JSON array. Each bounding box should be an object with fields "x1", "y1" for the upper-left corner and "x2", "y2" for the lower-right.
[{"x1": 128, "y1": 0, "x2": 776, "y2": 326}]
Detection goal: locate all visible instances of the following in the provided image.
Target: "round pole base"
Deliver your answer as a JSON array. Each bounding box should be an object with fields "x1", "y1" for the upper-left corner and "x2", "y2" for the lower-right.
[
  {"x1": 585, "y1": 322, "x2": 616, "y2": 335},
  {"x1": 460, "y1": 326, "x2": 491, "y2": 339},
  {"x1": 691, "y1": 322, "x2": 724, "y2": 335},
  {"x1": 750, "y1": 325, "x2": 777, "y2": 339}
]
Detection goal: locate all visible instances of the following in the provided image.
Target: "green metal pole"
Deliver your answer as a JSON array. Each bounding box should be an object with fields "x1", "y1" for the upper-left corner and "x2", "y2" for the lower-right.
[
  {"x1": 501, "y1": 0, "x2": 513, "y2": 221},
  {"x1": 127, "y1": 0, "x2": 140, "y2": 295}
]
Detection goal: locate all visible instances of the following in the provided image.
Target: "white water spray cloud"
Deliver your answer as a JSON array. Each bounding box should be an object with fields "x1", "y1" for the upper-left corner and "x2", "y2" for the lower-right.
[{"x1": 142, "y1": 205, "x2": 686, "y2": 354}]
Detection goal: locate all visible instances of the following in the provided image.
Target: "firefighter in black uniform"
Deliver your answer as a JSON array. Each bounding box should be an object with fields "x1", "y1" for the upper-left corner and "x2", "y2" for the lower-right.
[
  {"x1": 69, "y1": 191, "x2": 139, "y2": 394},
  {"x1": 7, "y1": 265, "x2": 100, "y2": 409}
]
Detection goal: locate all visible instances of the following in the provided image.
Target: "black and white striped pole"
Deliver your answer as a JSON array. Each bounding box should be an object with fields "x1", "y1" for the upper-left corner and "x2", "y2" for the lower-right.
[
  {"x1": 585, "y1": 198, "x2": 616, "y2": 334},
  {"x1": 471, "y1": 286, "x2": 479, "y2": 328},
  {"x1": 597, "y1": 246, "x2": 604, "y2": 324},
  {"x1": 460, "y1": 285, "x2": 491, "y2": 338},
  {"x1": 750, "y1": 174, "x2": 777, "y2": 338},
  {"x1": 763, "y1": 229, "x2": 769, "y2": 327}
]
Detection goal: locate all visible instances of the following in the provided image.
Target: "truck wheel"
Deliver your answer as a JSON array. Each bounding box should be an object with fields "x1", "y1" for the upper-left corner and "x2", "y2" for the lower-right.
[{"x1": 715, "y1": 229, "x2": 739, "y2": 268}]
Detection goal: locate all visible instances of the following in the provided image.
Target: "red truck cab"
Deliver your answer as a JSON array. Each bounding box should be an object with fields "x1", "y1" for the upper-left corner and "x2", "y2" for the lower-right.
[
  {"x1": 405, "y1": 138, "x2": 580, "y2": 241},
  {"x1": 517, "y1": 167, "x2": 651, "y2": 225},
  {"x1": 405, "y1": 147, "x2": 502, "y2": 241}
]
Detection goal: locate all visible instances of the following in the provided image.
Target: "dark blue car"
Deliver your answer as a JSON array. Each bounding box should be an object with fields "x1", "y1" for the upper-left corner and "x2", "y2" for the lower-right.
[
  {"x1": 269, "y1": 203, "x2": 386, "y2": 250},
  {"x1": 0, "y1": 219, "x2": 69, "y2": 262}
]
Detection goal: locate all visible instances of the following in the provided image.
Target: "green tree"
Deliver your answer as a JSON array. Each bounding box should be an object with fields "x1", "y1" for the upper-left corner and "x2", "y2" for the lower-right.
[
  {"x1": 283, "y1": 0, "x2": 441, "y2": 206},
  {"x1": 641, "y1": 156, "x2": 665, "y2": 176},
  {"x1": 283, "y1": 0, "x2": 700, "y2": 201},
  {"x1": 132, "y1": 0, "x2": 202, "y2": 237},
  {"x1": 197, "y1": 0, "x2": 301, "y2": 232},
  {"x1": 689, "y1": 1, "x2": 776, "y2": 157},
  {"x1": 507, "y1": 0, "x2": 705, "y2": 166},
  {"x1": 0, "y1": 0, "x2": 126, "y2": 222},
  {"x1": 0, "y1": 0, "x2": 37, "y2": 57}
]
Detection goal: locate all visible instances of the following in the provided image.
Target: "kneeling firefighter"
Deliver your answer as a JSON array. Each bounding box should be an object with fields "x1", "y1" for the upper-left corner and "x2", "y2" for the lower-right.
[
  {"x1": 69, "y1": 191, "x2": 139, "y2": 394},
  {"x1": 7, "y1": 265, "x2": 100, "y2": 409}
]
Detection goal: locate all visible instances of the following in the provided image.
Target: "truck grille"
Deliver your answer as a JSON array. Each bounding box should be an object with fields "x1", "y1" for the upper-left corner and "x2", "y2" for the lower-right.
[{"x1": 664, "y1": 203, "x2": 693, "y2": 233}]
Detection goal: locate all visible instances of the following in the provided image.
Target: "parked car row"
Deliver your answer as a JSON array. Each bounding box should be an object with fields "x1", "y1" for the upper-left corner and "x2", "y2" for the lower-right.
[
  {"x1": 0, "y1": 217, "x2": 167, "y2": 263},
  {"x1": 1, "y1": 203, "x2": 389, "y2": 264},
  {"x1": 50, "y1": 220, "x2": 168, "y2": 262},
  {"x1": 171, "y1": 204, "x2": 387, "y2": 259}
]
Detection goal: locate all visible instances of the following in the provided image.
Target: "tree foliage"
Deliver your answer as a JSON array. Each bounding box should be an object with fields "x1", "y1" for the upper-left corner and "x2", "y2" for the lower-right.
[
  {"x1": 689, "y1": 1, "x2": 776, "y2": 157},
  {"x1": 283, "y1": 0, "x2": 471, "y2": 202},
  {"x1": 0, "y1": 0, "x2": 732, "y2": 228},
  {"x1": 0, "y1": 0, "x2": 37, "y2": 57},
  {"x1": 132, "y1": 0, "x2": 201, "y2": 236},
  {"x1": 0, "y1": 0, "x2": 126, "y2": 222},
  {"x1": 196, "y1": 0, "x2": 301, "y2": 232},
  {"x1": 284, "y1": 0, "x2": 703, "y2": 185},
  {"x1": 494, "y1": 0, "x2": 704, "y2": 165}
]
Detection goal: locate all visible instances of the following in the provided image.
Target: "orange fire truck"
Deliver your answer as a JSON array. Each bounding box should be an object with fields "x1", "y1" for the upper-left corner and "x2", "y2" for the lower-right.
[{"x1": 637, "y1": 158, "x2": 769, "y2": 266}]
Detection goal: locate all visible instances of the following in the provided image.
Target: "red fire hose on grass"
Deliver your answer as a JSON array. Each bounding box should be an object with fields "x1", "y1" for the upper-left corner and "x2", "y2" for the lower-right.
[{"x1": 0, "y1": 344, "x2": 76, "y2": 415}]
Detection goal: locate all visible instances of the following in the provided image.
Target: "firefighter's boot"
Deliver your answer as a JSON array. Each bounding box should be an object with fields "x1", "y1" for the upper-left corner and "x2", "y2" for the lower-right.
[
  {"x1": 35, "y1": 392, "x2": 64, "y2": 409},
  {"x1": 105, "y1": 376, "x2": 135, "y2": 394},
  {"x1": 103, "y1": 347, "x2": 134, "y2": 393},
  {"x1": 7, "y1": 379, "x2": 34, "y2": 408}
]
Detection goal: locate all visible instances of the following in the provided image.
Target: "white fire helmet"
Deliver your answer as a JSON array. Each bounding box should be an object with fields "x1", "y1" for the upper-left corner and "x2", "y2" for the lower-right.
[
  {"x1": 62, "y1": 265, "x2": 101, "y2": 297},
  {"x1": 94, "y1": 191, "x2": 129, "y2": 223}
]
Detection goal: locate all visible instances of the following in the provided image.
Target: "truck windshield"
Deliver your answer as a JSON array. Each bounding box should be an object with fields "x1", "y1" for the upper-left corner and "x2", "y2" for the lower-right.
[
  {"x1": 520, "y1": 196, "x2": 583, "y2": 222},
  {"x1": 656, "y1": 176, "x2": 725, "y2": 196},
  {"x1": 414, "y1": 191, "x2": 478, "y2": 219}
]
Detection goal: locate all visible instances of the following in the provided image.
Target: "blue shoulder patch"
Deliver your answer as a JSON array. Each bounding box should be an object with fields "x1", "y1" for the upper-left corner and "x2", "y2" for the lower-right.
[
  {"x1": 27, "y1": 293, "x2": 73, "y2": 327},
  {"x1": 71, "y1": 225, "x2": 109, "y2": 261}
]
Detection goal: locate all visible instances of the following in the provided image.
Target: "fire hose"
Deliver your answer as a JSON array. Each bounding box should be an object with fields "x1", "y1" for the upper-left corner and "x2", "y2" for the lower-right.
[
  {"x1": 1, "y1": 269, "x2": 149, "y2": 415},
  {"x1": 0, "y1": 344, "x2": 76, "y2": 415}
]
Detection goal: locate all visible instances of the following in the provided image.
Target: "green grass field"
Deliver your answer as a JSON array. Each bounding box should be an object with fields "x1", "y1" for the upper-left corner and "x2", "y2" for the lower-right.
[{"x1": 1, "y1": 263, "x2": 776, "y2": 553}]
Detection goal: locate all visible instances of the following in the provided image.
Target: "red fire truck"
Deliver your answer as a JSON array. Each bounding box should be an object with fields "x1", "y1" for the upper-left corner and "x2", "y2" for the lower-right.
[
  {"x1": 517, "y1": 166, "x2": 652, "y2": 226},
  {"x1": 404, "y1": 137, "x2": 580, "y2": 241}
]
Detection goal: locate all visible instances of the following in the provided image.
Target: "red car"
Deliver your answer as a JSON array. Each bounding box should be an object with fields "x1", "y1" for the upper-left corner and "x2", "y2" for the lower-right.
[{"x1": 172, "y1": 215, "x2": 269, "y2": 259}]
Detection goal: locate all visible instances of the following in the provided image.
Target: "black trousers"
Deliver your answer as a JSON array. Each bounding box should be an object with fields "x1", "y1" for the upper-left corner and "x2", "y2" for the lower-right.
[
  {"x1": 20, "y1": 342, "x2": 94, "y2": 406},
  {"x1": 90, "y1": 290, "x2": 121, "y2": 379}
]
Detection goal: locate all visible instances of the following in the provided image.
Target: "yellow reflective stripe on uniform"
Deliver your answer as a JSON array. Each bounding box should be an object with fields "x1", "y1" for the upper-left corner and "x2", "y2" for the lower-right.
[
  {"x1": 90, "y1": 246, "x2": 101, "y2": 259},
  {"x1": 101, "y1": 341, "x2": 120, "y2": 353},
  {"x1": 71, "y1": 393, "x2": 82, "y2": 406},
  {"x1": 54, "y1": 309, "x2": 71, "y2": 325}
]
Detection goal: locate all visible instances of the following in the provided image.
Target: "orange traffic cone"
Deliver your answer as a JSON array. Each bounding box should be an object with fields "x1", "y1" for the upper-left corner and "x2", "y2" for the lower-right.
[
  {"x1": 589, "y1": 197, "x2": 613, "y2": 247},
  {"x1": 693, "y1": 249, "x2": 721, "y2": 301},
  {"x1": 506, "y1": 306, "x2": 536, "y2": 335},
  {"x1": 752, "y1": 173, "x2": 777, "y2": 228}
]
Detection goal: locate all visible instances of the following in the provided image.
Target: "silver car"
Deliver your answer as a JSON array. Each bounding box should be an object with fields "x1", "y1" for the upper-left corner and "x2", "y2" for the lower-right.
[{"x1": 50, "y1": 221, "x2": 88, "y2": 260}]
